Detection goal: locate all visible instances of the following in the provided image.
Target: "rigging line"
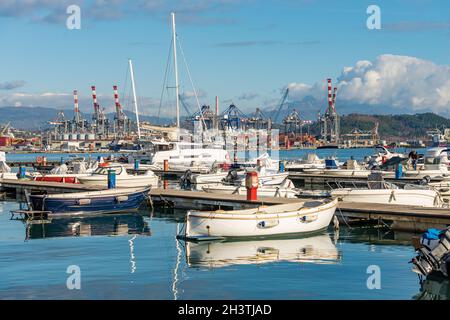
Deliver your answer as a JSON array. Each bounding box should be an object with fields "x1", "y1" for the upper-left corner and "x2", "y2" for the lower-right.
[
  {"x1": 122, "y1": 62, "x2": 130, "y2": 114},
  {"x1": 176, "y1": 37, "x2": 207, "y2": 132},
  {"x1": 158, "y1": 38, "x2": 174, "y2": 121}
]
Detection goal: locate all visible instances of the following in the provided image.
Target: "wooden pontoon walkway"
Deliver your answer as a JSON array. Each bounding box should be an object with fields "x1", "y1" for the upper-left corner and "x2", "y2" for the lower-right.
[{"x1": 1, "y1": 178, "x2": 450, "y2": 231}]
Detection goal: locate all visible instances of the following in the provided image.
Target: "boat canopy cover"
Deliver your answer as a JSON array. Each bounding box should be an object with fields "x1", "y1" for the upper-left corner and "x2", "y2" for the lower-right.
[
  {"x1": 423, "y1": 228, "x2": 444, "y2": 241},
  {"x1": 50, "y1": 164, "x2": 68, "y2": 174}
]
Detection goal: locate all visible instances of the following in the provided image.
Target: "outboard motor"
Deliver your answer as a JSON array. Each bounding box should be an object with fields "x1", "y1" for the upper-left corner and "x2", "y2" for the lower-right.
[
  {"x1": 180, "y1": 169, "x2": 192, "y2": 189},
  {"x1": 222, "y1": 169, "x2": 239, "y2": 184},
  {"x1": 420, "y1": 175, "x2": 432, "y2": 186}
]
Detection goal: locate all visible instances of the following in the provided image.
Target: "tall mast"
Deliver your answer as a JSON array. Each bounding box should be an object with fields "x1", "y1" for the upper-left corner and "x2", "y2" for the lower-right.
[
  {"x1": 128, "y1": 59, "x2": 141, "y2": 139},
  {"x1": 171, "y1": 12, "x2": 180, "y2": 129}
]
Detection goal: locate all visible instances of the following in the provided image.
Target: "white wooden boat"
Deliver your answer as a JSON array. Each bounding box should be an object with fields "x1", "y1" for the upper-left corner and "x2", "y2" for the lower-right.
[
  {"x1": 181, "y1": 198, "x2": 338, "y2": 239},
  {"x1": 78, "y1": 165, "x2": 159, "y2": 188},
  {"x1": 184, "y1": 234, "x2": 341, "y2": 267},
  {"x1": 331, "y1": 186, "x2": 443, "y2": 208}
]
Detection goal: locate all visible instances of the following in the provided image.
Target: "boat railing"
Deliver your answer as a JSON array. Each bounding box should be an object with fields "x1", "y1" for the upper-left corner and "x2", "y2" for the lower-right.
[{"x1": 327, "y1": 179, "x2": 428, "y2": 191}]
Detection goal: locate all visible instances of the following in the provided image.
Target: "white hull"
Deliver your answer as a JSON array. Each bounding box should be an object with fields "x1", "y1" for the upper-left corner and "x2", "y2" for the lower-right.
[
  {"x1": 202, "y1": 185, "x2": 298, "y2": 198},
  {"x1": 331, "y1": 188, "x2": 441, "y2": 207},
  {"x1": 324, "y1": 169, "x2": 371, "y2": 178},
  {"x1": 78, "y1": 175, "x2": 159, "y2": 188},
  {"x1": 184, "y1": 199, "x2": 338, "y2": 238},
  {"x1": 191, "y1": 172, "x2": 230, "y2": 184},
  {"x1": 185, "y1": 234, "x2": 340, "y2": 267},
  {"x1": 384, "y1": 170, "x2": 450, "y2": 180},
  {"x1": 0, "y1": 173, "x2": 18, "y2": 180}
]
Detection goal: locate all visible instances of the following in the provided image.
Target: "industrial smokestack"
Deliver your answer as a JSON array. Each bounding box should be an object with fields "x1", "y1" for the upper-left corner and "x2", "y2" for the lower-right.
[
  {"x1": 332, "y1": 87, "x2": 337, "y2": 111},
  {"x1": 327, "y1": 79, "x2": 333, "y2": 110},
  {"x1": 73, "y1": 90, "x2": 80, "y2": 122},
  {"x1": 215, "y1": 96, "x2": 219, "y2": 115},
  {"x1": 113, "y1": 85, "x2": 122, "y2": 119},
  {"x1": 91, "y1": 86, "x2": 99, "y2": 117}
]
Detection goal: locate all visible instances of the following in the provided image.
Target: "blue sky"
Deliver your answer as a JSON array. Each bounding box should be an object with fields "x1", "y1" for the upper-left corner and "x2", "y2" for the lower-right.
[{"x1": 1, "y1": 0, "x2": 450, "y2": 118}]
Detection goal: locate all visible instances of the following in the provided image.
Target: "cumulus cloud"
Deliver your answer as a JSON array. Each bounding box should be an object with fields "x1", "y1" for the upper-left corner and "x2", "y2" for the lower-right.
[
  {"x1": 286, "y1": 54, "x2": 450, "y2": 114},
  {"x1": 0, "y1": 80, "x2": 26, "y2": 90}
]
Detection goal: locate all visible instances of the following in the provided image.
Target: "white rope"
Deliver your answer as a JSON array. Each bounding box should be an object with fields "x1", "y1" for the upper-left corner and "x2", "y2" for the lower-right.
[
  {"x1": 176, "y1": 37, "x2": 207, "y2": 133},
  {"x1": 158, "y1": 39, "x2": 174, "y2": 121}
]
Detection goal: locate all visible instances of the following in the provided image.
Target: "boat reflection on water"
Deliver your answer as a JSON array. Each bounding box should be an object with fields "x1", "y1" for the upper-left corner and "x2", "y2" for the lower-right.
[
  {"x1": 414, "y1": 275, "x2": 450, "y2": 300},
  {"x1": 24, "y1": 213, "x2": 151, "y2": 240},
  {"x1": 183, "y1": 233, "x2": 342, "y2": 268}
]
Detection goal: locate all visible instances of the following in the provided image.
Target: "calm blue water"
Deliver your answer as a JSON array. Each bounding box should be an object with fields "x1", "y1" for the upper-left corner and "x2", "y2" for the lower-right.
[
  {"x1": 1, "y1": 149, "x2": 445, "y2": 300},
  {"x1": 0, "y1": 200, "x2": 441, "y2": 300}
]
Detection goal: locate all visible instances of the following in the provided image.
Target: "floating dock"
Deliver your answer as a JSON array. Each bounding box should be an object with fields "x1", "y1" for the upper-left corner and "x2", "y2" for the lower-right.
[{"x1": 1, "y1": 178, "x2": 449, "y2": 232}]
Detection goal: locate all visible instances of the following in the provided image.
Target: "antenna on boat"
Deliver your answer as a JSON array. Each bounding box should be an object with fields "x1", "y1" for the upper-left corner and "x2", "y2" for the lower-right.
[
  {"x1": 171, "y1": 12, "x2": 180, "y2": 129},
  {"x1": 128, "y1": 59, "x2": 141, "y2": 139}
]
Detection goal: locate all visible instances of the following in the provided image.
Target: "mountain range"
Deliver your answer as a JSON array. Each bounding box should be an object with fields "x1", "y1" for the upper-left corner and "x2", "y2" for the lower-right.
[{"x1": 1, "y1": 104, "x2": 449, "y2": 140}]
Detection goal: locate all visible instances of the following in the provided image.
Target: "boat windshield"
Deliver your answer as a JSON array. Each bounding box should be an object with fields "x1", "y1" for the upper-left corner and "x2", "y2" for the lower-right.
[
  {"x1": 93, "y1": 166, "x2": 123, "y2": 175},
  {"x1": 424, "y1": 157, "x2": 441, "y2": 165}
]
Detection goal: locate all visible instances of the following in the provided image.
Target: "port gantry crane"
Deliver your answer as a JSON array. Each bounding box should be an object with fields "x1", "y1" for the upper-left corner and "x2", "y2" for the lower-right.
[{"x1": 273, "y1": 87, "x2": 290, "y2": 124}]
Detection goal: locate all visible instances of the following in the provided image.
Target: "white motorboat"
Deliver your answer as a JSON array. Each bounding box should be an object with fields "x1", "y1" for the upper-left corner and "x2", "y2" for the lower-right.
[
  {"x1": 181, "y1": 198, "x2": 338, "y2": 239},
  {"x1": 331, "y1": 184, "x2": 444, "y2": 208},
  {"x1": 30, "y1": 161, "x2": 96, "y2": 183},
  {"x1": 403, "y1": 148, "x2": 450, "y2": 179},
  {"x1": 78, "y1": 164, "x2": 159, "y2": 188},
  {"x1": 129, "y1": 140, "x2": 230, "y2": 167},
  {"x1": 190, "y1": 170, "x2": 231, "y2": 184},
  {"x1": 367, "y1": 146, "x2": 406, "y2": 167},
  {"x1": 324, "y1": 159, "x2": 371, "y2": 178},
  {"x1": 184, "y1": 234, "x2": 341, "y2": 268},
  {"x1": 202, "y1": 179, "x2": 298, "y2": 198},
  {"x1": 285, "y1": 154, "x2": 325, "y2": 172}
]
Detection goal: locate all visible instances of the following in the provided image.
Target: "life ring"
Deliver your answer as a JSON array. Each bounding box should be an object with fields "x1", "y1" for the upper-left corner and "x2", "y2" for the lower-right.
[{"x1": 36, "y1": 156, "x2": 43, "y2": 164}]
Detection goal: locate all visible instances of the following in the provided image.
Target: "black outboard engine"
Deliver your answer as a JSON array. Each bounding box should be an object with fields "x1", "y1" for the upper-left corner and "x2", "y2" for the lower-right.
[
  {"x1": 420, "y1": 175, "x2": 432, "y2": 186},
  {"x1": 180, "y1": 169, "x2": 192, "y2": 189},
  {"x1": 222, "y1": 169, "x2": 239, "y2": 185}
]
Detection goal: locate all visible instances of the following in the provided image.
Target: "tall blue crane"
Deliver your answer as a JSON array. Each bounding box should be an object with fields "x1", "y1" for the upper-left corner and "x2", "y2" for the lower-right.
[{"x1": 273, "y1": 88, "x2": 289, "y2": 124}]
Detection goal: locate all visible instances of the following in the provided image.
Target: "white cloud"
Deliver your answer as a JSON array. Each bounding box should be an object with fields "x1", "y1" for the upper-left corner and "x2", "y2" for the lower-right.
[{"x1": 286, "y1": 54, "x2": 450, "y2": 113}]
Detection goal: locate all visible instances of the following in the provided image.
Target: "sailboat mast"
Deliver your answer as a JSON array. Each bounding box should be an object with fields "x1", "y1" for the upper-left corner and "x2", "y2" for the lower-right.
[
  {"x1": 171, "y1": 12, "x2": 180, "y2": 129},
  {"x1": 128, "y1": 59, "x2": 141, "y2": 139}
]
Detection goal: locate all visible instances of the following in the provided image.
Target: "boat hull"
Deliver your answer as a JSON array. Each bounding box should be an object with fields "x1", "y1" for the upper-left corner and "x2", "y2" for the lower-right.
[
  {"x1": 29, "y1": 188, "x2": 149, "y2": 215},
  {"x1": 185, "y1": 234, "x2": 340, "y2": 267},
  {"x1": 202, "y1": 185, "x2": 298, "y2": 198},
  {"x1": 184, "y1": 199, "x2": 338, "y2": 238},
  {"x1": 78, "y1": 175, "x2": 159, "y2": 188},
  {"x1": 331, "y1": 188, "x2": 441, "y2": 207}
]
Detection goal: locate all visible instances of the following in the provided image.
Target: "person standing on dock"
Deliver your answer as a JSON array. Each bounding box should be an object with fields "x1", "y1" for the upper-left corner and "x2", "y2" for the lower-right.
[{"x1": 408, "y1": 150, "x2": 418, "y2": 170}]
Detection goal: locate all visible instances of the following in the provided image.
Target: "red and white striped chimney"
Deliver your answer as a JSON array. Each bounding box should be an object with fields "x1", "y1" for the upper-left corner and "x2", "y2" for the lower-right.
[
  {"x1": 91, "y1": 86, "x2": 99, "y2": 115},
  {"x1": 73, "y1": 90, "x2": 79, "y2": 114},
  {"x1": 332, "y1": 87, "x2": 337, "y2": 111},
  {"x1": 113, "y1": 85, "x2": 121, "y2": 115},
  {"x1": 327, "y1": 79, "x2": 333, "y2": 110}
]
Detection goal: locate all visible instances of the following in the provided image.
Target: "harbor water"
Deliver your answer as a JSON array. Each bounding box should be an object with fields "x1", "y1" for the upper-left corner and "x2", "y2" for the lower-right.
[
  {"x1": 0, "y1": 149, "x2": 447, "y2": 300},
  {"x1": 0, "y1": 201, "x2": 443, "y2": 300}
]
